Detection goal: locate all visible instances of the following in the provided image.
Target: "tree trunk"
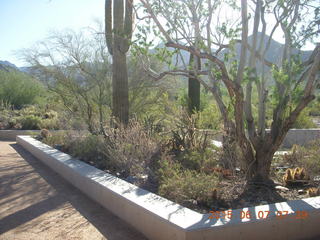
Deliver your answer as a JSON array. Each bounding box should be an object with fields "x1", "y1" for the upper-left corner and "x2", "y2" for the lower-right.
[
  {"x1": 188, "y1": 54, "x2": 200, "y2": 113},
  {"x1": 247, "y1": 147, "x2": 275, "y2": 185},
  {"x1": 112, "y1": 46, "x2": 129, "y2": 125},
  {"x1": 221, "y1": 134, "x2": 238, "y2": 170}
]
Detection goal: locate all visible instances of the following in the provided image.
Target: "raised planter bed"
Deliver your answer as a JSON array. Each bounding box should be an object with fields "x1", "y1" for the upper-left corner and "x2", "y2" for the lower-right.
[{"x1": 17, "y1": 135, "x2": 320, "y2": 240}]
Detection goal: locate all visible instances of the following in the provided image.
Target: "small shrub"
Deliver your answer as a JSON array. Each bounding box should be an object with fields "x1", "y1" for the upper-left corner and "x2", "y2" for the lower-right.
[
  {"x1": 42, "y1": 131, "x2": 68, "y2": 147},
  {"x1": 168, "y1": 110, "x2": 211, "y2": 153},
  {"x1": 40, "y1": 129, "x2": 52, "y2": 139},
  {"x1": 177, "y1": 148, "x2": 219, "y2": 171},
  {"x1": 101, "y1": 119, "x2": 160, "y2": 177},
  {"x1": 40, "y1": 118, "x2": 59, "y2": 130},
  {"x1": 20, "y1": 115, "x2": 42, "y2": 130},
  {"x1": 158, "y1": 155, "x2": 219, "y2": 207},
  {"x1": 69, "y1": 134, "x2": 106, "y2": 169}
]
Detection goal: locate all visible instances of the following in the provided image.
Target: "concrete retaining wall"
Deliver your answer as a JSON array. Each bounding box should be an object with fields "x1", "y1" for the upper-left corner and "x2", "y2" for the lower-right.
[
  {"x1": 281, "y1": 129, "x2": 320, "y2": 148},
  {"x1": 17, "y1": 135, "x2": 320, "y2": 240},
  {"x1": 211, "y1": 129, "x2": 320, "y2": 148}
]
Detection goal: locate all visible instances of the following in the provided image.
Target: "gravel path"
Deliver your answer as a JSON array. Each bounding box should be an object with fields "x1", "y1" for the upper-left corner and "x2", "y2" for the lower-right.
[{"x1": 0, "y1": 141, "x2": 147, "y2": 240}]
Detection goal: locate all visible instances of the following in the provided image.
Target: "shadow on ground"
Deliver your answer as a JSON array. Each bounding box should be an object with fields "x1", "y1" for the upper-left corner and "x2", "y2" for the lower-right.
[{"x1": 0, "y1": 143, "x2": 147, "y2": 240}]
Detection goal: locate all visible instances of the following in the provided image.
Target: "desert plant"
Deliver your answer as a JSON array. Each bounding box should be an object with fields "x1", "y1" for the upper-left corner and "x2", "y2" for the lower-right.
[
  {"x1": 140, "y1": 0, "x2": 320, "y2": 185},
  {"x1": 282, "y1": 167, "x2": 310, "y2": 186},
  {"x1": 101, "y1": 119, "x2": 160, "y2": 177},
  {"x1": 169, "y1": 110, "x2": 210, "y2": 153},
  {"x1": 105, "y1": 0, "x2": 134, "y2": 125},
  {"x1": 282, "y1": 140, "x2": 320, "y2": 178},
  {"x1": 20, "y1": 115, "x2": 42, "y2": 130},
  {"x1": 0, "y1": 71, "x2": 44, "y2": 108},
  {"x1": 158, "y1": 156, "x2": 219, "y2": 208},
  {"x1": 69, "y1": 134, "x2": 106, "y2": 169},
  {"x1": 307, "y1": 187, "x2": 320, "y2": 197},
  {"x1": 292, "y1": 109, "x2": 317, "y2": 129},
  {"x1": 40, "y1": 129, "x2": 52, "y2": 139}
]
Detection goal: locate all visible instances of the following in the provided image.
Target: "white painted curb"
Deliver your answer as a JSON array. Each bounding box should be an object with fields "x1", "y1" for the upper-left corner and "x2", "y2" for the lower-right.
[{"x1": 17, "y1": 135, "x2": 320, "y2": 240}]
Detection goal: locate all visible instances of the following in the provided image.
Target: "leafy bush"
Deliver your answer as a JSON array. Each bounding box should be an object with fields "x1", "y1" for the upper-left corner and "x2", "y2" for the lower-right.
[
  {"x1": 69, "y1": 134, "x2": 106, "y2": 169},
  {"x1": 292, "y1": 109, "x2": 317, "y2": 129},
  {"x1": 20, "y1": 115, "x2": 42, "y2": 130},
  {"x1": 177, "y1": 148, "x2": 219, "y2": 172},
  {"x1": 158, "y1": 156, "x2": 219, "y2": 207},
  {"x1": 0, "y1": 71, "x2": 44, "y2": 108},
  {"x1": 0, "y1": 104, "x2": 62, "y2": 130},
  {"x1": 40, "y1": 118, "x2": 59, "y2": 130}
]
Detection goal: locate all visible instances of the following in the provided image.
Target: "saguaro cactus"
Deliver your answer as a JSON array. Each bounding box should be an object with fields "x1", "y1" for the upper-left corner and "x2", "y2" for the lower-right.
[
  {"x1": 105, "y1": 0, "x2": 133, "y2": 125},
  {"x1": 188, "y1": 54, "x2": 201, "y2": 113}
]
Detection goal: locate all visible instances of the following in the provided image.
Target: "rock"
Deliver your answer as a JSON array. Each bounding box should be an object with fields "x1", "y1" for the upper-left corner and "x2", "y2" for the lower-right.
[
  {"x1": 125, "y1": 175, "x2": 139, "y2": 183},
  {"x1": 298, "y1": 189, "x2": 305, "y2": 195},
  {"x1": 185, "y1": 199, "x2": 198, "y2": 205},
  {"x1": 273, "y1": 180, "x2": 283, "y2": 186},
  {"x1": 275, "y1": 186, "x2": 289, "y2": 191},
  {"x1": 54, "y1": 144, "x2": 63, "y2": 151},
  {"x1": 140, "y1": 174, "x2": 148, "y2": 180},
  {"x1": 314, "y1": 176, "x2": 320, "y2": 181}
]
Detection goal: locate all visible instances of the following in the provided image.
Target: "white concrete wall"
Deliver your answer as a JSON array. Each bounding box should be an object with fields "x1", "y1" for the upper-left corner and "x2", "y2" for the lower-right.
[
  {"x1": 211, "y1": 129, "x2": 320, "y2": 148},
  {"x1": 17, "y1": 136, "x2": 320, "y2": 240},
  {"x1": 281, "y1": 129, "x2": 320, "y2": 148}
]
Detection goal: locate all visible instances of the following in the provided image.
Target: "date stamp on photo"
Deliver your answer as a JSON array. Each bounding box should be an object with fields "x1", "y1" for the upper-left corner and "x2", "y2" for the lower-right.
[{"x1": 208, "y1": 210, "x2": 309, "y2": 220}]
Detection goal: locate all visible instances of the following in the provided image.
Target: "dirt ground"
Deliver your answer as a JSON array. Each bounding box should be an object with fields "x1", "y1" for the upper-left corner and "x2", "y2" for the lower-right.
[{"x1": 0, "y1": 141, "x2": 147, "y2": 240}]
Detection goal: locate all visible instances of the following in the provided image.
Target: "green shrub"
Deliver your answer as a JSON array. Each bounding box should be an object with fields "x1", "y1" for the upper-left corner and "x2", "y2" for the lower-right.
[
  {"x1": 69, "y1": 134, "x2": 106, "y2": 169},
  {"x1": 0, "y1": 71, "x2": 44, "y2": 108},
  {"x1": 40, "y1": 118, "x2": 59, "y2": 130},
  {"x1": 158, "y1": 156, "x2": 219, "y2": 207},
  {"x1": 20, "y1": 115, "x2": 42, "y2": 130},
  {"x1": 292, "y1": 109, "x2": 317, "y2": 129},
  {"x1": 178, "y1": 148, "x2": 219, "y2": 171}
]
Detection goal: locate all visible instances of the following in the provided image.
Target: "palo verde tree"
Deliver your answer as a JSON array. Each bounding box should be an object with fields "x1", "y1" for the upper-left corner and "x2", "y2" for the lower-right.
[
  {"x1": 22, "y1": 29, "x2": 112, "y2": 135},
  {"x1": 140, "y1": 0, "x2": 320, "y2": 184},
  {"x1": 105, "y1": 0, "x2": 134, "y2": 125}
]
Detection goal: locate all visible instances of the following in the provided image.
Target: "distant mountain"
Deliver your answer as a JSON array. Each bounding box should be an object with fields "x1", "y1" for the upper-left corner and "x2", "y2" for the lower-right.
[
  {"x1": 155, "y1": 33, "x2": 313, "y2": 73},
  {"x1": 0, "y1": 60, "x2": 38, "y2": 75},
  {"x1": 224, "y1": 32, "x2": 312, "y2": 63},
  {"x1": 0, "y1": 60, "x2": 20, "y2": 72}
]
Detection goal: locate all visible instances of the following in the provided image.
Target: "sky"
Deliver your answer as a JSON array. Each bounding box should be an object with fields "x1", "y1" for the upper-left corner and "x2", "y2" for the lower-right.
[
  {"x1": 0, "y1": 0, "x2": 317, "y2": 67},
  {"x1": 0, "y1": 0, "x2": 104, "y2": 67}
]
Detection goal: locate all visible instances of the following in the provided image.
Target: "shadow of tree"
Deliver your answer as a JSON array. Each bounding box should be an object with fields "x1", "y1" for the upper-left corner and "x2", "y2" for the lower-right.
[{"x1": 3, "y1": 143, "x2": 147, "y2": 240}]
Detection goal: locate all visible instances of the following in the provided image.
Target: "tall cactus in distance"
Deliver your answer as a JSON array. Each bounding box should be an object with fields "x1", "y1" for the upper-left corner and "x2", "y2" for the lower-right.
[
  {"x1": 188, "y1": 53, "x2": 201, "y2": 114},
  {"x1": 105, "y1": 0, "x2": 133, "y2": 125}
]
